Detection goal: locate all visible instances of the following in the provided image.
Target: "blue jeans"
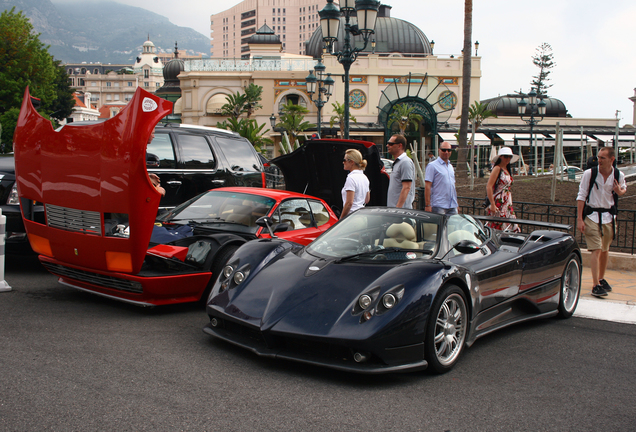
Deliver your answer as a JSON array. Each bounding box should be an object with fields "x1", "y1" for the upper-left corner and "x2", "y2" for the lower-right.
[{"x1": 431, "y1": 206, "x2": 458, "y2": 215}]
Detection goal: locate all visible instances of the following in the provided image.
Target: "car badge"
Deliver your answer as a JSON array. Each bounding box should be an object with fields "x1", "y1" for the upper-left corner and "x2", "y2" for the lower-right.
[
  {"x1": 406, "y1": 252, "x2": 416, "y2": 260},
  {"x1": 142, "y1": 97, "x2": 158, "y2": 112}
]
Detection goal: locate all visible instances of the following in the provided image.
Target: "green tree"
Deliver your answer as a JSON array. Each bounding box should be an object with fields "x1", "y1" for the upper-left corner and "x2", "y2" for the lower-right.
[
  {"x1": 457, "y1": 101, "x2": 497, "y2": 129},
  {"x1": 329, "y1": 101, "x2": 356, "y2": 138},
  {"x1": 220, "y1": 83, "x2": 264, "y2": 120},
  {"x1": 243, "y1": 83, "x2": 263, "y2": 119},
  {"x1": 276, "y1": 100, "x2": 313, "y2": 147},
  {"x1": 0, "y1": 8, "x2": 66, "y2": 148},
  {"x1": 531, "y1": 42, "x2": 556, "y2": 97},
  {"x1": 457, "y1": 0, "x2": 473, "y2": 176},
  {"x1": 387, "y1": 103, "x2": 423, "y2": 136},
  {"x1": 47, "y1": 60, "x2": 75, "y2": 121}
]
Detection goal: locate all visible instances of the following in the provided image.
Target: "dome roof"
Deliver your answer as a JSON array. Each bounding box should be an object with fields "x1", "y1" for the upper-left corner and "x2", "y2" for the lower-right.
[
  {"x1": 248, "y1": 23, "x2": 281, "y2": 45},
  {"x1": 143, "y1": 40, "x2": 155, "y2": 47},
  {"x1": 482, "y1": 94, "x2": 568, "y2": 117},
  {"x1": 305, "y1": 16, "x2": 432, "y2": 58},
  {"x1": 163, "y1": 58, "x2": 184, "y2": 83}
]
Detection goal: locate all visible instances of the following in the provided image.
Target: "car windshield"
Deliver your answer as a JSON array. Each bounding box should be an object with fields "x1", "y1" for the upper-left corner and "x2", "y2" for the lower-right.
[
  {"x1": 163, "y1": 191, "x2": 275, "y2": 233},
  {"x1": 306, "y1": 208, "x2": 442, "y2": 261}
]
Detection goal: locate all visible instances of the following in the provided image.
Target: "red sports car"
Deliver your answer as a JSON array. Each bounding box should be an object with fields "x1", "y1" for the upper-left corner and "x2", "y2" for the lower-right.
[{"x1": 13, "y1": 87, "x2": 337, "y2": 306}]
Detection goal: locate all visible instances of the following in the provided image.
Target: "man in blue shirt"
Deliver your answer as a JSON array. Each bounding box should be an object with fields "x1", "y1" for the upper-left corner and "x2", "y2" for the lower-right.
[{"x1": 424, "y1": 141, "x2": 458, "y2": 214}]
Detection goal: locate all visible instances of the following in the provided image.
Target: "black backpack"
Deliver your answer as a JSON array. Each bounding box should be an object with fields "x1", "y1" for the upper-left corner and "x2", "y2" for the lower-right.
[
  {"x1": 586, "y1": 156, "x2": 598, "y2": 170},
  {"x1": 585, "y1": 164, "x2": 620, "y2": 214}
]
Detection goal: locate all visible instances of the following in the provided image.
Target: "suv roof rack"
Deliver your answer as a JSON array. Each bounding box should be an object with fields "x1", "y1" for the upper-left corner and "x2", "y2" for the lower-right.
[{"x1": 157, "y1": 123, "x2": 237, "y2": 135}]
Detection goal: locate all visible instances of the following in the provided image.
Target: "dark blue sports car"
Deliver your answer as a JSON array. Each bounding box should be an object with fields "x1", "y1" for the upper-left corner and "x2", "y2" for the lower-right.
[{"x1": 204, "y1": 208, "x2": 581, "y2": 374}]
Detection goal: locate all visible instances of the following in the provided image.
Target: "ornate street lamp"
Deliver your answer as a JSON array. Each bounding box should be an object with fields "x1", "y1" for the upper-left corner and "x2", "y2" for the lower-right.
[
  {"x1": 518, "y1": 87, "x2": 547, "y2": 174},
  {"x1": 319, "y1": 0, "x2": 380, "y2": 139},
  {"x1": 305, "y1": 61, "x2": 334, "y2": 138}
]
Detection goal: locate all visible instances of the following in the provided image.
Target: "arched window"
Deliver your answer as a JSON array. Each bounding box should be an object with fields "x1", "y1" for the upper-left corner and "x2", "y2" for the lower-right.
[{"x1": 277, "y1": 93, "x2": 307, "y2": 113}]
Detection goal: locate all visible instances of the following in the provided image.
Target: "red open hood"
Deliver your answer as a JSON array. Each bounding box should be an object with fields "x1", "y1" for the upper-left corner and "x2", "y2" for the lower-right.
[{"x1": 14, "y1": 87, "x2": 172, "y2": 274}]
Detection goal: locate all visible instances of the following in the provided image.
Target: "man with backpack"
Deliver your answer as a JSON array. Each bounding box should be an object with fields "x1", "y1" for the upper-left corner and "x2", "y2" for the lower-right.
[{"x1": 576, "y1": 147, "x2": 626, "y2": 297}]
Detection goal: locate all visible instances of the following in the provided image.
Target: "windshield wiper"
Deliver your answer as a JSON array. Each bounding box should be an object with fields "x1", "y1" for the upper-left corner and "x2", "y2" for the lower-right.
[
  {"x1": 168, "y1": 217, "x2": 247, "y2": 226},
  {"x1": 335, "y1": 247, "x2": 431, "y2": 263}
]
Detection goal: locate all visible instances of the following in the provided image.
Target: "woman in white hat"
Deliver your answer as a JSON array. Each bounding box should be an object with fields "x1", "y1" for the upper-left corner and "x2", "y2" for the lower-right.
[{"x1": 485, "y1": 147, "x2": 520, "y2": 232}]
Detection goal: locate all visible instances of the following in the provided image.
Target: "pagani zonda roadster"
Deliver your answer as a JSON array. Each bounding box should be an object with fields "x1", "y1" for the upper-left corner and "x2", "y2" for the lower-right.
[{"x1": 204, "y1": 208, "x2": 581, "y2": 374}]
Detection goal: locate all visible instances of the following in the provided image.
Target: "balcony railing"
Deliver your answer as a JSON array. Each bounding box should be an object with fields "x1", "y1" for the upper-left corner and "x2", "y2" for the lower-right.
[{"x1": 184, "y1": 58, "x2": 317, "y2": 72}]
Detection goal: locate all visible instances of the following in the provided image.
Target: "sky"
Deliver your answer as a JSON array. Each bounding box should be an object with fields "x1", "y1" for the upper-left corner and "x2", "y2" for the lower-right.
[{"x1": 83, "y1": 0, "x2": 636, "y2": 124}]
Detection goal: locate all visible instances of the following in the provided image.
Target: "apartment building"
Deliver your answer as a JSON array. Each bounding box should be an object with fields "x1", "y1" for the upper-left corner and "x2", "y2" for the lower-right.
[{"x1": 210, "y1": 0, "x2": 327, "y2": 58}]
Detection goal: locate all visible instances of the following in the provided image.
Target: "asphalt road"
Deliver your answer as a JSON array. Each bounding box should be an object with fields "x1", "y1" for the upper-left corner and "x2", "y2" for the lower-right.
[{"x1": 1, "y1": 255, "x2": 635, "y2": 432}]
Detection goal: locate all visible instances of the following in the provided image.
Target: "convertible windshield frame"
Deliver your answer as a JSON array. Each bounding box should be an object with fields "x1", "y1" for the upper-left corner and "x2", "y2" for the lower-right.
[{"x1": 306, "y1": 208, "x2": 442, "y2": 261}]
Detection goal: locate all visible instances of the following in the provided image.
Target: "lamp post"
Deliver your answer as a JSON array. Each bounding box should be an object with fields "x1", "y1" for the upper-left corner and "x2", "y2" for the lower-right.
[
  {"x1": 319, "y1": 0, "x2": 380, "y2": 139},
  {"x1": 517, "y1": 87, "x2": 546, "y2": 174},
  {"x1": 305, "y1": 60, "x2": 334, "y2": 138}
]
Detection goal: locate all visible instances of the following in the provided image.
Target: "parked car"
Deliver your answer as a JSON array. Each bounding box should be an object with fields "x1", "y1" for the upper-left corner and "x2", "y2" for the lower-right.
[
  {"x1": 0, "y1": 155, "x2": 44, "y2": 254},
  {"x1": 148, "y1": 123, "x2": 265, "y2": 208},
  {"x1": 381, "y1": 157, "x2": 394, "y2": 174},
  {"x1": 13, "y1": 87, "x2": 338, "y2": 305},
  {"x1": 204, "y1": 210, "x2": 581, "y2": 374}
]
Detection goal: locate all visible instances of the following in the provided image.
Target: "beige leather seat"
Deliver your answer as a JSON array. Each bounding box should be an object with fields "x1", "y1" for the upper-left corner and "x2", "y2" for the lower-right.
[
  {"x1": 383, "y1": 223, "x2": 419, "y2": 249},
  {"x1": 448, "y1": 230, "x2": 476, "y2": 246}
]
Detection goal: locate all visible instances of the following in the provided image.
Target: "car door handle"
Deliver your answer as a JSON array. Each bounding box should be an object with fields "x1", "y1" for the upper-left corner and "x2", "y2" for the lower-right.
[
  {"x1": 212, "y1": 180, "x2": 226, "y2": 185},
  {"x1": 166, "y1": 180, "x2": 182, "y2": 185}
]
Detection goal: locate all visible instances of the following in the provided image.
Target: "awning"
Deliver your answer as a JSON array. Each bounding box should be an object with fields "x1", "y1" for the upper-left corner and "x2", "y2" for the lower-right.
[
  {"x1": 206, "y1": 93, "x2": 228, "y2": 115},
  {"x1": 438, "y1": 132, "x2": 492, "y2": 145}
]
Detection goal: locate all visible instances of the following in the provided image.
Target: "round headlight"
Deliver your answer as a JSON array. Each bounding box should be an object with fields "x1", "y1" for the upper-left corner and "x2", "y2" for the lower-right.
[
  {"x1": 233, "y1": 271, "x2": 245, "y2": 284},
  {"x1": 382, "y1": 293, "x2": 396, "y2": 309},
  {"x1": 358, "y1": 294, "x2": 372, "y2": 310},
  {"x1": 222, "y1": 265, "x2": 233, "y2": 278}
]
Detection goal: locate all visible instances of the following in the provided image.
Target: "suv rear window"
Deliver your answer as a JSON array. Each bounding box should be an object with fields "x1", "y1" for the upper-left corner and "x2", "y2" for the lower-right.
[
  {"x1": 147, "y1": 133, "x2": 176, "y2": 168},
  {"x1": 216, "y1": 136, "x2": 261, "y2": 172},
  {"x1": 178, "y1": 134, "x2": 216, "y2": 169}
]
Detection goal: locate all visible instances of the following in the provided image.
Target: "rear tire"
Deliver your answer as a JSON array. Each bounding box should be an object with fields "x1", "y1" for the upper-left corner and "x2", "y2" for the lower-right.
[
  {"x1": 557, "y1": 253, "x2": 581, "y2": 318},
  {"x1": 199, "y1": 244, "x2": 239, "y2": 305},
  {"x1": 424, "y1": 284, "x2": 468, "y2": 374}
]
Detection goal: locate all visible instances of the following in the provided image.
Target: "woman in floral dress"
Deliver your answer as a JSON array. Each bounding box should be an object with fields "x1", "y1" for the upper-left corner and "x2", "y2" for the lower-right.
[{"x1": 486, "y1": 147, "x2": 520, "y2": 232}]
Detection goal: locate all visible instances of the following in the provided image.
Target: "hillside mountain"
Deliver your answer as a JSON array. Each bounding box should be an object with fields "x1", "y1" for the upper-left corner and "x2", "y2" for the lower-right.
[{"x1": 1, "y1": 0, "x2": 210, "y2": 64}]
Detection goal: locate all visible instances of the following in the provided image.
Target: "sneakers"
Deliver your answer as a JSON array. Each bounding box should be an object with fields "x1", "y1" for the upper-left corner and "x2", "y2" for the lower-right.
[
  {"x1": 591, "y1": 284, "x2": 608, "y2": 298},
  {"x1": 599, "y1": 279, "x2": 612, "y2": 292}
]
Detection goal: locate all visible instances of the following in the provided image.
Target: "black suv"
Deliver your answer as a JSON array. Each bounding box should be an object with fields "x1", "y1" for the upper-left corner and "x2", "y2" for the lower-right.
[
  {"x1": 2, "y1": 123, "x2": 264, "y2": 253},
  {"x1": 148, "y1": 124, "x2": 264, "y2": 208}
]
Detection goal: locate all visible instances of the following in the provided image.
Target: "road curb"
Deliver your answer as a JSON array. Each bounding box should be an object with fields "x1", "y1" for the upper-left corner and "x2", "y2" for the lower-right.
[{"x1": 574, "y1": 298, "x2": 636, "y2": 324}]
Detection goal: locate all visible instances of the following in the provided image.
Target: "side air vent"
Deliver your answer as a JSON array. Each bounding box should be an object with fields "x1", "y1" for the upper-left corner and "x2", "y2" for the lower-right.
[{"x1": 46, "y1": 204, "x2": 102, "y2": 236}]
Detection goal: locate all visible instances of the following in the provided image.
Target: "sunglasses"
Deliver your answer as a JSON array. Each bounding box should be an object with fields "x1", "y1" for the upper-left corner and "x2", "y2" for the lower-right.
[
  {"x1": 343, "y1": 159, "x2": 351, "y2": 163},
  {"x1": 387, "y1": 141, "x2": 397, "y2": 146},
  {"x1": 501, "y1": 155, "x2": 512, "y2": 158},
  {"x1": 440, "y1": 148, "x2": 452, "y2": 152}
]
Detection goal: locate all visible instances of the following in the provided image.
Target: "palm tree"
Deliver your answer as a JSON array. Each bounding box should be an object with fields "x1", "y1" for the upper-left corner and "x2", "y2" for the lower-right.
[
  {"x1": 329, "y1": 101, "x2": 357, "y2": 138},
  {"x1": 457, "y1": 0, "x2": 473, "y2": 176},
  {"x1": 243, "y1": 83, "x2": 263, "y2": 118},
  {"x1": 276, "y1": 100, "x2": 314, "y2": 148},
  {"x1": 387, "y1": 103, "x2": 423, "y2": 135},
  {"x1": 220, "y1": 92, "x2": 247, "y2": 121},
  {"x1": 457, "y1": 101, "x2": 496, "y2": 188},
  {"x1": 215, "y1": 118, "x2": 273, "y2": 153}
]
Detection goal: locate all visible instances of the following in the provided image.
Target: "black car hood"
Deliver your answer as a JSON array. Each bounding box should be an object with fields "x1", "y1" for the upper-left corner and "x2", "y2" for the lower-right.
[
  {"x1": 211, "y1": 251, "x2": 443, "y2": 339},
  {"x1": 271, "y1": 139, "x2": 389, "y2": 211}
]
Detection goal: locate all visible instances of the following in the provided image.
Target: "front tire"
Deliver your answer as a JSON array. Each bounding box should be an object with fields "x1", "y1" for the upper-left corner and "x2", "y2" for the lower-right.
[
  {"x1": 557, "y1": 253, "x2": 581, "y2": 318},
  {"x1": 424, "y1": 284, "x2": 468, "y2": 374}
]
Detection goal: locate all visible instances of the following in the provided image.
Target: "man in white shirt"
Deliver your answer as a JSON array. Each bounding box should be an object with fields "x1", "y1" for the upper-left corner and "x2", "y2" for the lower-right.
[{"x1": 576, "y1": 147, "x2": 626, "y2": 297}]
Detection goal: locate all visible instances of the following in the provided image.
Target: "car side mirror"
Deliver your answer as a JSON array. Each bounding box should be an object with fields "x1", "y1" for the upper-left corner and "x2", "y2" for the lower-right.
[
  {"x1": 146, "y1": 153, "x2": 160, "y2": 168},
  {"x1": 453, "y1": 240, "x2": 481, "y2": 254},
  {"x1": 256, "y1": 216, "x2": 278, "y2": 238},
  {"x1": 272, "y1": 223, "x2": 290, "y2": 233}
]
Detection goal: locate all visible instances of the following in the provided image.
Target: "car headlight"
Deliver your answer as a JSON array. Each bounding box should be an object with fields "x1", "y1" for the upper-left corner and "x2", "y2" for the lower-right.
[
  {"x1": 7, "y1": 184, "x2": 19, "y2": 205},
  {"x1": 222, "y1": 265, "x2": 233, "y2": 278},
  {"x1": 358, "y1": 294, "x2": 372, "y2": 310},
  {"x1": 382, "y1": 293, "x2": 397, "y2": 309},
  {"x1": 233, "y1": 271, "x2": 245, "y2": 285}
]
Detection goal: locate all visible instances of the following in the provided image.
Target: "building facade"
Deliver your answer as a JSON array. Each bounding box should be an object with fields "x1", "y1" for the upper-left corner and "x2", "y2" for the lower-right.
[
  {"x1": 210, "y1": 0, "x2": 326, "y2": 58},
  {"x1": 66, "y1": 39, "x2": 164, "y2": 111}
]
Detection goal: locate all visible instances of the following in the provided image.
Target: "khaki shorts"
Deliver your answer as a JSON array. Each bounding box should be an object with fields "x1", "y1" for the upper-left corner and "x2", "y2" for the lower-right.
[{"x1": 584, "y1": 217, "x2": 614, "y2": 251}]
